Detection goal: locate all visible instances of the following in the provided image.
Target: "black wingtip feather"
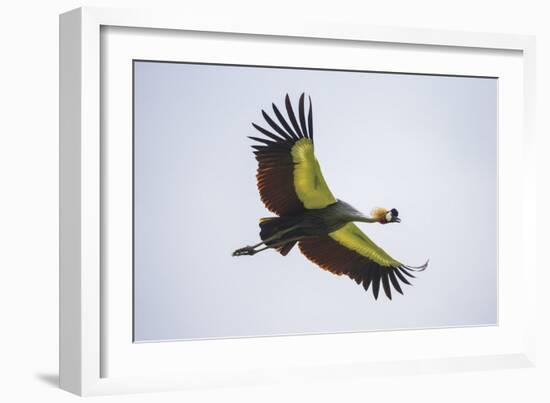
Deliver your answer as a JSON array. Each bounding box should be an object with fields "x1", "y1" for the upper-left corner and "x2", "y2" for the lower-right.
[
  {"x1": 285, "y1": 94, "x2": 304, "y2": 138},
  {"x1": 381, "y1": 273, "x2": 392, "y2": 300},
  {"x1": 307, "y1": 96, "x2": 314, "y2": 141},
  {"x1": 298, "y1": 93, "x2": 309, "y2": 139},
  {"x1": 362, "y1": 271, "x2": 372, "y2": 292},
  {"x1": 398, "y1": 267, "x2": 416, "y2": 278},
  {"x1": 261, "y1": 110, "x2": 293, "y2": 141},
  {"x1": 388, "y1": 271, "x2": 403, "y2": 295},
  {"x1": 247, "y1": 135, "x2": 277, "y2": 146},
  {"x1": 372, "y1": 271, "x2": 381, "y2": 300},
  {"x1": 405, "y1": 259, "x2": 429, "y2": 271},
  {"x1": 272, "y1": 102, "x2": 299, "y2": 140},
  {"x1": 362, "y1": 274, "x2": 372, "y2": 292},
  {"x1": 393, "y1": 268, "x2": 412, "y2": 286},
  {"x1": 251, "y1": 123, "x2": 284, "y2": 142}
]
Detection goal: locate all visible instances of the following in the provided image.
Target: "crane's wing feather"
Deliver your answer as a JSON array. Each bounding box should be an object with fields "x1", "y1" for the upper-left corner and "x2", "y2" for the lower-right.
[
  {"x1": 250, "y1": 94, "x2": 337, "y2": 216},
  {"x1": 299, "y1": 223, "x2": 428, "y2": 300}
]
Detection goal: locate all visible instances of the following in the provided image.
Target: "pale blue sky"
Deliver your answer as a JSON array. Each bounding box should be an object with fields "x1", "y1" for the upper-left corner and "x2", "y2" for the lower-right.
[{"x1": 133, "y1": 61, "x2": 497, "y2": 342}]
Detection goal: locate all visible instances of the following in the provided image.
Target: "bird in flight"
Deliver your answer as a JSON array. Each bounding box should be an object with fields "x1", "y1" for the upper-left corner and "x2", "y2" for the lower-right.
[{"x1": 232, "y1": 93, "x2": 428, "y2": 299}]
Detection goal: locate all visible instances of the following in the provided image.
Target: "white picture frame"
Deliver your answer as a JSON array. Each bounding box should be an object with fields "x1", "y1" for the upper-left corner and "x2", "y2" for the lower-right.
[{"x1": 59, "y1": 6, "x2": 537, "y2": 396}]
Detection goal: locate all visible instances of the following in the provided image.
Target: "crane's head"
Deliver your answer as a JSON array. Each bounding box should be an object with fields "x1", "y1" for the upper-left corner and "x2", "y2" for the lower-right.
[
  {"x1": 385, "y1": 208, "x2": 401, "y2": 224},
  {"x1": 371, "y1": 207, "x2": 400, "y2": 224}
]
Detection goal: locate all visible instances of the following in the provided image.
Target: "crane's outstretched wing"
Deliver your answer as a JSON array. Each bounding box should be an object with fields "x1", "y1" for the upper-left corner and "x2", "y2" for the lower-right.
[
  {"x1": 249, "y1": 93, "x2": 337, "y2": 216},
  {"x1": 299, "y1": 223, "x2": 428, "y2": 300}
]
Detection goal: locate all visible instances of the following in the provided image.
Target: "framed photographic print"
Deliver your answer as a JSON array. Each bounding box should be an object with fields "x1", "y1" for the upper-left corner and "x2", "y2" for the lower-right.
[{"x1": 60, "y1": 7, "x2": 537, "y2": 396}]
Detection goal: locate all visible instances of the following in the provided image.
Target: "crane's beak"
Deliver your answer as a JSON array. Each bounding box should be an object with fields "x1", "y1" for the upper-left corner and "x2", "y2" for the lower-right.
[{"x1": 393, "y1": 217, "x2": 401, "y2": 223}]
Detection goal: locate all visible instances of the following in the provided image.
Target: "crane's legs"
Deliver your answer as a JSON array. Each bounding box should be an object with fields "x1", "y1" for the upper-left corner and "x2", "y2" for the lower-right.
[
  {"x1": 232, "y1": 226, "x2": 299, "y2": 256},
  {"x1": 232, "y1": 237, "x2": 303, "y2": 256}
]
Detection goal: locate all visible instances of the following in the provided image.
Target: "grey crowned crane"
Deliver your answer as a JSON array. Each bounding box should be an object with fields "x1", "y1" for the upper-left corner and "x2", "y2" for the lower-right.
[{"x1": 232, "y1": 93, "x2": 428, "y2": 300}]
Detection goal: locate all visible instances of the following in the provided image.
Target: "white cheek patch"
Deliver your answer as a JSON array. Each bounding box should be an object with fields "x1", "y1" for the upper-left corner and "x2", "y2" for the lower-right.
[{"x1": 386, "y1": 212, "x2": 392, "y2": 221}]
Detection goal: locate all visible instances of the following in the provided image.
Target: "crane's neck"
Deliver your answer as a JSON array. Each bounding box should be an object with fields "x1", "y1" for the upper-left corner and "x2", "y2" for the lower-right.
[
  {"x1": 353, "y1": 215, "x2": 379, "y2": 224},
  {"x1": 335, "y1": 200, "x2": 380, "y2": 224}
]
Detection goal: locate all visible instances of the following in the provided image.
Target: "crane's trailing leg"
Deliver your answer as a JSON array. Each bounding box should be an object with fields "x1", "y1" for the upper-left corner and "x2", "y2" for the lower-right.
[
  {"x1": 232, "y1": 217, "x2": 301, "y2": 256},
  {"x1": 232, "y1": 240, "x2": 268, "y2": 256},
  {"x1": 232, "y1": 246, "x2": 257, "y2": 256},
  {"x1": 233, "y1": 237, "x2": 304, "y2": 256}
]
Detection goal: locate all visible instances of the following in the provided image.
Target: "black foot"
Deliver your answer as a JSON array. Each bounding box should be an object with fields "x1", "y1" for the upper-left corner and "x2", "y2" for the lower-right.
[{"x1": 232, "y1": 246, "x2": 257, "y2": 256}]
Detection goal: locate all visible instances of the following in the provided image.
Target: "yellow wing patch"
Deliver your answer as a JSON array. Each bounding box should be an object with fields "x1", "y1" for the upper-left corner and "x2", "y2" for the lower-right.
[
  {"x1": 329, "y1": 223, "x2": 402, "y2": 267},
  {"x1": 290, "y1": 138, "x2": 337, "y2": 209}
]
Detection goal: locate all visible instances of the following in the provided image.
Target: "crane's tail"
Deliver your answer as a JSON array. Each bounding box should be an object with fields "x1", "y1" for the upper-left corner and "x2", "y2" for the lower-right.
[{"x1": 259, "y1": 216, "x2": 299, "y2": 256}]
